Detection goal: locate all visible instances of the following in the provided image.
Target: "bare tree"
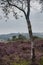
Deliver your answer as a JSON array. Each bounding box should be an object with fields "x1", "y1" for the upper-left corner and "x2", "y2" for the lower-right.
[{"x1": 0, "y1": 0, "x2": 43, "y2": 64}]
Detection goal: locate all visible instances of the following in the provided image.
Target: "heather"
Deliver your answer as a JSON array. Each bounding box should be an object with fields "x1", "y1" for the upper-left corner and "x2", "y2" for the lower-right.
[{"x1": 0, "y1": 39, "x2": 43, "y2": 65}]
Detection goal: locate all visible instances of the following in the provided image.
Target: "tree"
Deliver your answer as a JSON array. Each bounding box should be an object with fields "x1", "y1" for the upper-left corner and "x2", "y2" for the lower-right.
[
  {"x1": 12, "y1": 36, "x2": 16, "y2": 41},
  {"x1": 18, "y1": 34, "x2": 26, "y2": 40},
  {"x1": 0, "y1": 0, "x2": 43, "y2": 64}
]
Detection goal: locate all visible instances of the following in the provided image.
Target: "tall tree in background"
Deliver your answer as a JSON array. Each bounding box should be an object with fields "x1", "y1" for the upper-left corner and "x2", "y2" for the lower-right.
[{"x1": 0, "y1": 0, "x2": 43, "y2": 64}]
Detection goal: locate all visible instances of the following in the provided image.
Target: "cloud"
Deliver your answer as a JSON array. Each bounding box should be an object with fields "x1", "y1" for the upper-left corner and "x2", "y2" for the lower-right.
[{"x1": 30, "y1": 0, "x2": 41, "y2": 13}]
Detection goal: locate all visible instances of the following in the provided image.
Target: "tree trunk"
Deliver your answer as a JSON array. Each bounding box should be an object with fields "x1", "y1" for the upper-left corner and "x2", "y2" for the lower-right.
[
  {"x1": 26, "y1": 17, "x2": 35, "y2": 60},
  {"x1": 26, "y1": 0, "x2": 35, "y2": 60}
]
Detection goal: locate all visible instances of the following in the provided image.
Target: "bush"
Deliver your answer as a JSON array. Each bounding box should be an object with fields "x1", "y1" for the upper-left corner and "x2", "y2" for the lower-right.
[
  {"x1": 39, "y1": 56, "x2": 43, "y2": 65},
  {"x1": 18, "y1": 34, "x2": 26, "y2": 40},
  {"x1": 11, "y1": 60, "x2": 30, "y2": 65}
]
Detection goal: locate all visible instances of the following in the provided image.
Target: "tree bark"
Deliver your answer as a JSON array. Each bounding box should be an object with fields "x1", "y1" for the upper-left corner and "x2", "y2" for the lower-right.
[
  {"x1": 25, "y1": 0, "x2": 35, "y2": 61},
  {"x1": 26, "y1": 17, "x2": 35, "y2": 60}
]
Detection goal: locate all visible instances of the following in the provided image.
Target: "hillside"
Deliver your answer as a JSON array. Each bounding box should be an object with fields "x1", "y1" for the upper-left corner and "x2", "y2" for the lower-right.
[
  {"x1": 0, "y1": 40, "x2": 43, "y2": 59},
  {"x1": 0, "y1": 33, "x2": 43, "y2": 40},
  {"x1": 0, "y1": 39, "x2": 43, "y2": 65}
]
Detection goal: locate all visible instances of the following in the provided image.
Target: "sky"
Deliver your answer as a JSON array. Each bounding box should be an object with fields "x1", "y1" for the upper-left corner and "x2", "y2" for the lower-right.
[{"x1": 0, "y1": 1, "x2": 43, "y2": 34}]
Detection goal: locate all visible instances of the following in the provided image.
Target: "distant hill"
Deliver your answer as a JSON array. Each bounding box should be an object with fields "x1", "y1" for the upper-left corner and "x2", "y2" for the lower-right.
[
  {"x1": 33, "y1": 33, "x2": 43, "y2": 38},
  {"x1": 0, "y1": 33, "x2": 43, "y2": 40},
  {"x1": 0, "y1": 33, "x2": 19, "y2": 40}
]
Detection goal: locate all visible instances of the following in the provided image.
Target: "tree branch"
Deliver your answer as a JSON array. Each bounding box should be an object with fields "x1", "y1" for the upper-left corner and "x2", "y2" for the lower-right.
[{"x1": 7, "y1": 0, "x2": 26, "y2": 17}]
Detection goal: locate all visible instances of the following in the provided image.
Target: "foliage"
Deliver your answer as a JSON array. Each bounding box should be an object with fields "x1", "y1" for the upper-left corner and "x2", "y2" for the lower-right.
[
  {"x1": 12, "y1": 36, "x2": 17, "y2": 41},
  {"x1": 39, "y1": 56, "x2": 43, "y2": 65},
  {"x1": 0, "y1": 41, "x2": 43, "y2": 65},
  {"x1": 33, "y1": 36, "x2": 42, "y2": 40},
  {"x1": 0, "y1": 0, "x2": 43, "y2": 20},
  {"x1": 11, "y1": 60, "x2": 30, "y2": 65},
  {"x1": 10, "y1": 34, "x2": 27, "y2": 41},
  {"x1": 18, "y1": 34, "x2": 26, "y2": 40},
  {"x1": 1, "y1": 57, "x2": 30, "y2": 65}
]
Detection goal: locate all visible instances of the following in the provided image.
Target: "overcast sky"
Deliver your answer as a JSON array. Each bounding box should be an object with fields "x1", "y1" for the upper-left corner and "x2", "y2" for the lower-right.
[{"x1": 0, "y1": 1, "x2": 43, "y2": 34}]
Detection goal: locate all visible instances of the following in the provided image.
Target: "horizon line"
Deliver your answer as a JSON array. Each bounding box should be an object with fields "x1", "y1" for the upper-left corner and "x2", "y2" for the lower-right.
[{"x1": 0, "y1": 32, "x2": 43, "y2": 35}]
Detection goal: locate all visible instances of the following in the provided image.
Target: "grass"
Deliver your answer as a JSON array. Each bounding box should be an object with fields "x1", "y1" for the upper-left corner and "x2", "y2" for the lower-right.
[
  {"x1": 10, "y1": 60, "x2": 30, "y2": 65},
  {"x1": 2, "y1": 54, "x2": 31, "y2": 65},
  {"x1": 1, "y1": 55, "x2": 43, "y2": 65},
  {"x1": 39, "y1": 56, "x2": 43, "y2": 65}
]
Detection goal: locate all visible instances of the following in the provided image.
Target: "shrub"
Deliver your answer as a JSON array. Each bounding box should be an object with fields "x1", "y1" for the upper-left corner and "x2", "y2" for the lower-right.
[
  {"x1": 11, "y1": 60, "x2": 30, "y2": 65},
  {"x1": 39, "y1": 56, "x2": 43, "y2": 65}
]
